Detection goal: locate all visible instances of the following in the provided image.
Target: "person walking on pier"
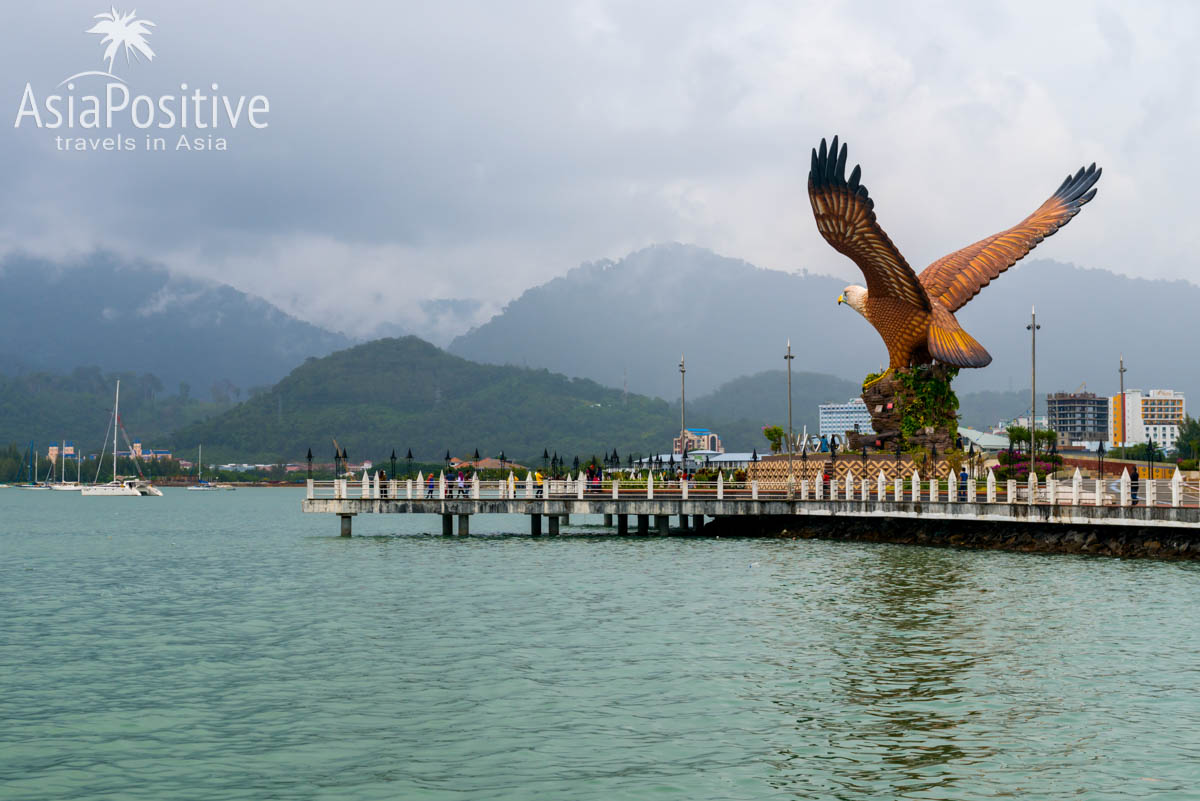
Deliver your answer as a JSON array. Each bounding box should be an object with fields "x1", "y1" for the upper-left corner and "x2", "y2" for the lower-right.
[
  {"x1": 456, "y1": 471, "x2": 467, "y2": 498},
  {"x1": 535, "y1": 470, "x2": 544, "y2": 497},
  {"x1": 426, "y1": 473, "x2": 436, "y2": 499},
  {"x1": 1130, "y1": 467, "x2": 1140, "y2": 506},
  {"x1": 958, "y1": 467, "x2": 968, "y2": 502},
  {"x1": 380, "y1": 470, "x2": 388, "y2": 499}
]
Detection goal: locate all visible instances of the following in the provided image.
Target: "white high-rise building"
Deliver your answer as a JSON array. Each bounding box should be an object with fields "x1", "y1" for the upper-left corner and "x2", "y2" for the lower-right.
[
  {"x1": 819, "y1": 397, "x2": 875, "y2": 438},
  {"x1": 1109, "y1": 389, "x2": 1186, "y2": 450}
]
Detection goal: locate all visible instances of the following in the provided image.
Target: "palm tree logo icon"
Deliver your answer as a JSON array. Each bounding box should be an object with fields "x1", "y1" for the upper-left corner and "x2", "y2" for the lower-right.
[{"x1": 85, "y1": 8, "x2": 155, "y2": 78}]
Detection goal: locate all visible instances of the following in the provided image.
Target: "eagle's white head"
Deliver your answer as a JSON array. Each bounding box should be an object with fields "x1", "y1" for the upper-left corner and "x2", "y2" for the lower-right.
[{"x1": 838, "y1": 285, "x2": 868, "y2": 319}]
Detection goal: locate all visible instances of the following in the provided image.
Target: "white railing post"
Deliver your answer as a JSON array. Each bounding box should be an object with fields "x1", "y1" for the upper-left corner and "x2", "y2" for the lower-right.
[
  {"x1": 830, "y1": 476, "x2": 839, "y2": 500},
  {"x1": 967, "y1": 479, "x2": 977, "y2": 503},
  {"x1": 525, "y1": 472, "x2": 533, "y2": 499},
  {"x1": 910, "y1": 471, "x2": 920, "y2": 502},
  {"x1": 372, "y1": 471, "x2": 381, "y2": 499},
  {"x1": 406, "y1": 478, "x2": 413, "y2": 499},
  {"x1": 681, "y1": 477, "x2": 688, "y2": 500},
  {"x1": 1120, "y1": 469, "x2": 1131, "y2": 507},
  {"x1": 1147, "y1": 476, "x2": 1158, "y2": 507},
  {"x1": 438, "y1": 471, "x2": 446, "y2": 500},
  {"x1": 473, "y1": 474, "x2": 480, "y2": 500},
  {"x1": 361, "y1": 471, "x2": 370, "y2": 499},
  {"x1": 577, "y1": 474, "x2": 585, "y2": 500},
  {"x1": 815, "y1": 474, "x2": 823, "y2": 500},
  {"x1": 416, "y1": 471, "x2": 424, "y2": 499},
  {"x1": 1027, "y1": 472, "x2": 1038, "y2": 505},
  {"x1": 306, "y1": 478, "x2": 314, "y2": 499},
  {"x1": 894, "y1": 475, "x2": 902, "y2": 502},
  {"x1": 928, "y1": 476, "x2": 938, "y2": 502},
  {"x1": 877, "y1": 471, "x2": 886, "y2": 501},
  {"x1": 751, "y1": 480, "x2": 759, "y2": 500},
  {"x1": 986, "y1": 471, "x2": 996, "y2": 503},
  {"x1": 800, "y1": 478, "x2": 808, "y2": 500},
  {"x1": 1171, "y1": 469, "x2": 1182, "y2": 508},
  {"x1": 861, "y1": 476, "x2": 869, "y2": 501},
  {"x1": 647, "y1": 473, "x2": 654, "y2": 500},
  {"x1": 1094, "y1": 477, "x2": 1103, "y2": 506},
  {"x1": 947, "y1": 472, "x2": 956, "y2": 503},
  {"x1": 1047, "y1": 476, "x2": 1057, "y2": 505},
  {"x1": 717, "y1": 472, "x2": 724, "y2": 500},
  {"x1": 508, "y1": 471, "x2": 515, "y2": 499},
  {"x1": 845, "y1": 471, "x2": 855, "y2": 501},
  {"x1": 1071, "y1": 468, "x2": 1082, "y2": 506},
  {"x1": 1007, "y1": 479, "x2": 1017, "y2": 503},
  {"x1": 612, "y1": 479, "x2": 620, "y2": 500}
]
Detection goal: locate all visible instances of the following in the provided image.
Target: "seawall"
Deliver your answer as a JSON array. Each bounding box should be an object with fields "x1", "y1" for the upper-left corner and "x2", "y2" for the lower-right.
[{"x1": 702, "y1": 515, "x2": 1200, "y2": 561}]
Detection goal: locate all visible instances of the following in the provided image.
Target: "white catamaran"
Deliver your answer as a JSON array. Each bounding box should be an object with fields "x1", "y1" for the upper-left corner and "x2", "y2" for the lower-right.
[{"x1": 82, "y1": 380, "x2": 163, "y2": 497}]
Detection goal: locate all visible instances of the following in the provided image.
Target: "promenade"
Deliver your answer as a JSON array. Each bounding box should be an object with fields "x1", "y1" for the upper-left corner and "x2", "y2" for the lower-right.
[{"x1": 303, "y1": 470, "x2": 1200, "y2": 539}]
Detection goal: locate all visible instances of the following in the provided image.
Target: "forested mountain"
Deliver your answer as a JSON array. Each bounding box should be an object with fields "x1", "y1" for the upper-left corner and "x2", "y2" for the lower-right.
[
  {"x1": 170, "y1": 337, "x2": 681, "y2": 464},
  {"x1": 0, "y1": 367, "x2": 231, "y2": 455},
  {"x1": 0, "y1": 252, "x2": 352, "y2": 394},
  {"x1": 451, "y1": 244, "x2": 1200, "y2": 401}
]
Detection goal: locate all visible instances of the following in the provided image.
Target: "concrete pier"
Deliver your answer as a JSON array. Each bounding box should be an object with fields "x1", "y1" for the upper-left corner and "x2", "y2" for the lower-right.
[
  {"x1": 693, "y1": 514, "x2": 705, "y2": 531},
  {"x1": 548, "y1": 515, "x2": 560, "y2": 536},
  {"x1": 637, "y1": 514, "x2": 649, "y2": 535},
  {"x1": 531, "y1": 514, "x2": 542, "y2": 536},
  {"x1": 604, "y1": 513, "x2": 613, "y2": 527},
  {"x1": 617, "y1": 515, "x2": 628, "y2": 535},
  {"x1": 458, "y1": 514, "x2": 470, "y2": 536},
  {"x1": 655, "y1": 515, "x2": 669, "y2": 535},
  {"x1": 339, "y1": 514, "x2": 353, "y2": 537},
  {"x1": 442, "y1": 514, "x2": 453, "y2": 536}
]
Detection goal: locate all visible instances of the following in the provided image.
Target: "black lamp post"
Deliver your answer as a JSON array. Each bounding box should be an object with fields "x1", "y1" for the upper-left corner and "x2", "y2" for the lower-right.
[
  {"x1": 390, "y1": 449, "x2": 397, "y2": 479},
  {"x1": 307, "y1": 448, "x2": 313, "y2": 479},
  {"x1": 406, "y1": 448, "x2": 413, "y2": 478},
  {"x1": 342, "y1": 448, "x2": 349, "y2": 474},
  {"x1": 1097, "y1": 441, "x2": 1105, "y2": 479},
  {"x1": 1049, "y1": 440, "x2": 1058, "y2": 479},
  {"x1": 1147, "y1": 436, "x2": 1156, "y2": 490},
  {"x1": 499, "y1": 450, "x2": 506, "y2": 472},
  {"x1": 752, "y1": 447, "x2": 758, "y2": 464},
  {"x1": 474, "y1": 448, "x2": 480, "y2": 462},
  {"x1": 542, "y1": 449, "x2": 549, "y2": 473},
  {"x1": 830, "y1": 435, "x2": 839, "y2": 464},
  {"x1": 445, "y1": 450, "x2": 452, "y2": 472}
]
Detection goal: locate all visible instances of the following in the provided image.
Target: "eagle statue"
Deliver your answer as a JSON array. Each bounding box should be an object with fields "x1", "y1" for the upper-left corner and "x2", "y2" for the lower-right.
[{"x1": 809, "y1": 136, "x2": 1100, "y2": 373}]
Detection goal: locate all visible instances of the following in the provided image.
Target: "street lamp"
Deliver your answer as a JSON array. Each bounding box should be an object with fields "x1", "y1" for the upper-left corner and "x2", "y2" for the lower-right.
[
  {"x1": 390, "y1": 449, "x2": 397, "y2": 479},
  {"x1": 679, "y1": 354, "x2": 687, "y2": 460},
  {"x1": 307, "y1": 448, "x2": 313, "y2": 480},
  {"x1": 785, "y1": 339, "x2": 795, "y2": 483},
  {"x1": 1027, "y1": 306, "x2": 1041, "y2": 481},
  {"x1": 342, "y1": 448, "x2": 349, "y2": 475},
  {"x1": 543, "y1": 449, "x2": 549, "y2": 473},
  {"x1": 1147, "y1": 436, "x2": 1156, "y2": 492},
  {"x1": 406, "y1": 448, "x2": 413, "y2": 478},
  {"x1": 499, "y1": 450, "x2": 506, "y2": 472}
]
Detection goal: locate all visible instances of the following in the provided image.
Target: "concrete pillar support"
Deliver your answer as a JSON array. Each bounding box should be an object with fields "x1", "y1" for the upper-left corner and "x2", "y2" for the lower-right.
[
  {"x1": 678, "y1": 514, "x2": 689, "y2": 531},
  {"x1": 692, "y1": 514, "x2": 704, "y2": 531},
  {"x1": 458, "y1": 514, "x2": 470, "y2": 536},
  {"x1": 603, "y1": 513, "x2": 613, "y2": 526},
  {"x1": 617, "y1": 515, "x2": 628, "y2": 535},
  {"x1": 637, "y1": 514, "x2": 649, "y2": 535},
  {"x1": 339, "y1": 514, "x2": 353, "y2": 537},
  {"x1": 442, "y1": 514, "x2": 453, "y2": 536},
  {"x1": 655, "y1": 515, "x2": 669, "y2": 535},
  {"x1": 531, "y1": 514, "x2": 542, "y2": 536},
  {"x1": 548, "y1": 515, "x2": 560, "y2": 536}
]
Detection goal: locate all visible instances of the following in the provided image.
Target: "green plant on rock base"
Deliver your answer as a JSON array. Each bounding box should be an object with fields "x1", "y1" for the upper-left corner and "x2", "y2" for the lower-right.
[{"x1": 892, "y1": 366, "x2": 960, "y2": 442}]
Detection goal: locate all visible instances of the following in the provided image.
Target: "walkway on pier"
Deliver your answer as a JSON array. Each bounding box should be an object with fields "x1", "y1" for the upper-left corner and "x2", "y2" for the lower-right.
[{"x1": 303, "y1": 470, "x2": 1200, "y2": 536}]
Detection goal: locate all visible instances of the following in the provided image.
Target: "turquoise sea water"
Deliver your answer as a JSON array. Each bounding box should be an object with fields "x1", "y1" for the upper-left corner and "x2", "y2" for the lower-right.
[{"x1": 2, "y1": 488, "x2": 1199, "y2": 800}]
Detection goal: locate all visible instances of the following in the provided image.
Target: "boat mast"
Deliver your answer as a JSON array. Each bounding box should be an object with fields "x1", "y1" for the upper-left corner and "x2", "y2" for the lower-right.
[{"x1": 113, "y1": 380, "x2": 120, "y2": 484}]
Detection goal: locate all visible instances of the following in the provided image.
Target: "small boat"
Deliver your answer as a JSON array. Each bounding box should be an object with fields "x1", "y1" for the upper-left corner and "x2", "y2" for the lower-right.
[
  {"x1": 82, "y1": 380, "x2": 161, "y2": 498},
  {"x1": 187, "y1": 446, "x2": 222, "y2": 491}
]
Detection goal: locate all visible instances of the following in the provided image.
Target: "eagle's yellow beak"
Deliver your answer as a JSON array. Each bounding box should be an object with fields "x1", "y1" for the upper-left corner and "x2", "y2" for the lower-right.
[{"x1": 837, "y1": 294, "x2": 844, "y2": 305}]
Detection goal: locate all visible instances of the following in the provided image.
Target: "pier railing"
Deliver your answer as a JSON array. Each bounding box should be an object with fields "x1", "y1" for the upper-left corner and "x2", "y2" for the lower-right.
[{"x1": 307, "y1": 470, "x2": 1200, "y2": 509}]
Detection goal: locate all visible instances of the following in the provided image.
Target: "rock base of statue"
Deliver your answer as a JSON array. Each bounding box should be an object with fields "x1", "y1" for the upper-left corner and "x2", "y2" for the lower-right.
[{"x1": 845, "y1": 365, "x2": 958, "y2": 454}]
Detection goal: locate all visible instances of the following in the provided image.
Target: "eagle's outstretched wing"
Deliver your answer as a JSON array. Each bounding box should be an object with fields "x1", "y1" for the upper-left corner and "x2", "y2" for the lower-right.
[
  {"x1": 809, "y1": 136, "x2": 930, "y2": 312},
  {"x1": 919, "y1": 164, "x2": 1101, "y2": 313}
]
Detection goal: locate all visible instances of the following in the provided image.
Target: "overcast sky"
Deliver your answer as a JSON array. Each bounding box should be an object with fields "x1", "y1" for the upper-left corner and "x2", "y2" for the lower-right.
[{"x1": 4, "y1": 1, "x2": 1197, "y2": 339}]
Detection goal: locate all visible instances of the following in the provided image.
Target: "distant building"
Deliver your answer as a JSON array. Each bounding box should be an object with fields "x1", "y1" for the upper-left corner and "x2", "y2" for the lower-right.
[
  {"x1": 46, "y1": 441, "x2": 77, "y2": 463},
  {"x1": 1047, "y1": 391, "x2": 1109, "y2": 447},
  {"x1": 673, "y1": 428, "x2": 723, "y2": 454},
  {"x1": 819, "y1": 397, "x2": 875, "y2": 438},
  {"x1": 1109, "y1": 389, "x2": 1186, "y2": 449},
  {"x1": 116, "y1": 440, "x2": 173, "y2": 461}
]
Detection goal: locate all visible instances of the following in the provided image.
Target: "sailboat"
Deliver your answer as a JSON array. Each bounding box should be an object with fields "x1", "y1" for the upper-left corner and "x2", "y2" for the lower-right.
[
  {"x1": 187, "y1": 445, "x2": 221, "y2": 491},
  {"x1": 50, "y1": 440, "x2": 81, "y2": 491},
  {"x1": 15, "y1": 442, "x2": 49, "y2": 490},
  {"x1": 82, "y1": 380, "x2": 162, "y2": 497}
]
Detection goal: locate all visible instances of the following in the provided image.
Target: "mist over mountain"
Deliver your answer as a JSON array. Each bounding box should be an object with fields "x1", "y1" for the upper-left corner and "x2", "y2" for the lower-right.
[
  {"x1": 451, "y1": 244, "x2": 1200, "y2": 402},
  {"x1": 0, "y1": 253, "x2": 353, "y2": 398}
]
